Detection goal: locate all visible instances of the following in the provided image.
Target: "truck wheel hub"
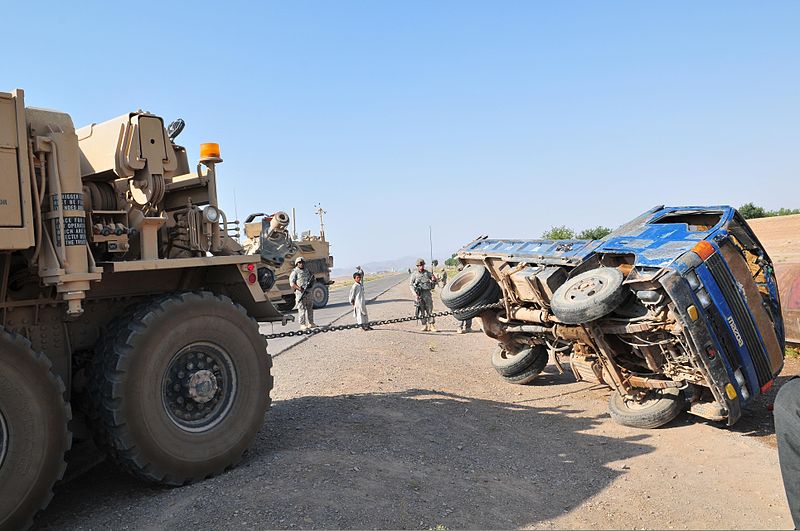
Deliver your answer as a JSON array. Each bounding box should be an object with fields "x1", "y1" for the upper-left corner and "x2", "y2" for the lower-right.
[
  {"x1": 567, "y1": 277, "x2": 604, "y2": 300},
  {"x1": 188, "y1": 370, "x2": 218, "y2": 403},
  {"x1": 162, "y1": 342, "x2": 237, "y2": 432}
]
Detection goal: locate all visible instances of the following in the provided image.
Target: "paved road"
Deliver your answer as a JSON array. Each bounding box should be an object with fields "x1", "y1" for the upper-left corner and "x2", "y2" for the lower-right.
[{"x1": 259, "y1": 273, "x2": 407, "y2": 355}]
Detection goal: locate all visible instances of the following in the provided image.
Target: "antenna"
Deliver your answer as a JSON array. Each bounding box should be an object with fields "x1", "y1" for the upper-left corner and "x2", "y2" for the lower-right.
[
  {"x1": 233, "y1": 188, "x2": 240, "y2": 243},
  {"x1": 315, "y1": 203, "x2": 327, "y2": 241},
  {"x1": 292, "y1": 207, "x2": 298, "y2": 240}
]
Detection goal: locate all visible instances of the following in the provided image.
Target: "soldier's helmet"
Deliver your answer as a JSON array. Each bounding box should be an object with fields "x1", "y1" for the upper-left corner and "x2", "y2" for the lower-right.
[
  {"x1": 295, "y1": 256, "x2": 305, "y2": 264},
  {"x1": 416, "y1": 258, "x2": 425, "y2": 266}
]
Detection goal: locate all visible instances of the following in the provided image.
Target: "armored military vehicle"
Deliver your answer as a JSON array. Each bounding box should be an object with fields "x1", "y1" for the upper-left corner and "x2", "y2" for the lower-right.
[
  {"x1": 243, "y1": 206, "x2": 334, "y2": 309},
  {"x1": 0, "y1": 89, "x2": 293, "y2": 528}
]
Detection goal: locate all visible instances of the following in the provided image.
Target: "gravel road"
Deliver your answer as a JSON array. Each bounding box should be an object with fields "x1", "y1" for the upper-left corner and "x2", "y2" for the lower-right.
[{"x1": 36, "y1": 280, "x2": 794, "y2": 529}]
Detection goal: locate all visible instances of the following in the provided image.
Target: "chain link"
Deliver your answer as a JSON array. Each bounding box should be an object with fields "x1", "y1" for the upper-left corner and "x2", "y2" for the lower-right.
[{"x1": 262, "y1": 301, "x2": 503, "y2": 340}]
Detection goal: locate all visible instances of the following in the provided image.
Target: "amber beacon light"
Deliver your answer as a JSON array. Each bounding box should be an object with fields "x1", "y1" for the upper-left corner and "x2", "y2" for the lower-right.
[{"x1": 200, "y1": 142, "x2": 221, "y2": 160}]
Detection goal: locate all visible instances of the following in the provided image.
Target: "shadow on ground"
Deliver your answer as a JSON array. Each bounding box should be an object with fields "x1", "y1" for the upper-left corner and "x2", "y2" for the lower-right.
[{"x1": 37, "y1": 389, "x2": 654, "y2": 530}]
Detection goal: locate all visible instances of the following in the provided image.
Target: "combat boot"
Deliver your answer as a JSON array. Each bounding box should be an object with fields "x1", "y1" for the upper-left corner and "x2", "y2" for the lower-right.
[
  {"x1": 421, "y1": 324, "x2": 429, "y2": 332},
  {"x1": 429, "y1": 324, "x2": 438, "y2": 332}
]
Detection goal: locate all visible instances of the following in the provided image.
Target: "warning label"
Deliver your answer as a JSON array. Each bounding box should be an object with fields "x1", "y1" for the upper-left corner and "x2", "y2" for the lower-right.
[
  {"x1": 55, "y1": 216, "x2": 87, "y2": 246},
  {"x1": 52, "y1": 193, "x2": 84, "y2": 212}
]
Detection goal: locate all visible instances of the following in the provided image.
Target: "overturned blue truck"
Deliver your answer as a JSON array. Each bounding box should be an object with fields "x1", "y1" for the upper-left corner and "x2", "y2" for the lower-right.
[{"x1": 443, "y1": 206, "x2": 784, "y2": 428}]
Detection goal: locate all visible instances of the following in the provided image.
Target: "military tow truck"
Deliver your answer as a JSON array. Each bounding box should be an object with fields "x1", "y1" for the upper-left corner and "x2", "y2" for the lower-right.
[{"x1": 0, "y1": 89, "x2": 293, "y2": 528}]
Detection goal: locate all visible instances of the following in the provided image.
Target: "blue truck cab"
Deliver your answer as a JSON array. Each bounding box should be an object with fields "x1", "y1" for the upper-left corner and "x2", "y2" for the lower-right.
[{"x1": 446, "y1": 205, "x2": 784, "y2": 428}]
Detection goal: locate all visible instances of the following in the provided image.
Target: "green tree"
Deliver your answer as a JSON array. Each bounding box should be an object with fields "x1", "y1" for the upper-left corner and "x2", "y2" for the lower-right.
[
  {"x1": 541, "y1": 225, "x2": 575, "y2": 240},
  {"x1": 576, "y1": 226, "x2": 612, "y2": 240},
  {"x1": 738, "y1": 202, "x2": 767, "y2": 219},
  {"x1": 444, "y1": 254, "x2": 459, "y2": 267}
]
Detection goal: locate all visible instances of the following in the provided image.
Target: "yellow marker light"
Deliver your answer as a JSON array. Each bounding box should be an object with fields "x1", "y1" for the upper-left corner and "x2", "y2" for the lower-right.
[
  {"x1": 692, "y1": 240, "x2": 716, "y2": 261},
  {"x1": 687, "y1": 305, "x2": 699, "y2": 321},
  {"x1": 725, "y1": 383, "x2": 738, "y2": 400},
  {"x1": 200, "y1": 142, "x2": 221, "y2": 160}
]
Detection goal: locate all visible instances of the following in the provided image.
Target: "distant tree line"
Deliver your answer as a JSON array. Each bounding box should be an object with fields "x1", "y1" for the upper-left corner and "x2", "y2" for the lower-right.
[
  {"x1": 737, "y1": 203, "x2": 800, "y2": 220},
  {"x1": 541, "y1": 225, "x2": 612, "y2": 240}
]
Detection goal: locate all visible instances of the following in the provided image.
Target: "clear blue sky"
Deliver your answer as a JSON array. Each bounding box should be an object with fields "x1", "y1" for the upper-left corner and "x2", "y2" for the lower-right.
[{"x1": 3, "y1": 1, "x2": 799, "y2": 269}]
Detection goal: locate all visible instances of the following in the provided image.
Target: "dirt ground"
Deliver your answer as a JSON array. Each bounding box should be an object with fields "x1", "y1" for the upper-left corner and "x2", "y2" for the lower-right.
[{"x1": 37, "y1": 280, "x2": 795, "y2": 530}]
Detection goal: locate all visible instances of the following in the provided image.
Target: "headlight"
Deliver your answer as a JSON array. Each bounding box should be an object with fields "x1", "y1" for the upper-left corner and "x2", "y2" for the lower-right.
[
  {"x1": 204, "y1": 206, "x2": 220, "y2": 223},
  {"x1": 685, "y1": 270, "x2": 701, "y2": 290},
  {"x1": 696, "y1": 288, "x2": 712, "y2": 308}
]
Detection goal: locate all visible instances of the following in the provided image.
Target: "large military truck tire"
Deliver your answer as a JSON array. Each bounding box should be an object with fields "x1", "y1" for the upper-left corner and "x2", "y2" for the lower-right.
[
  {"x1": 89, "y1": 291, "x2": 272, "y2": 485},
  {"x1": 310, "y1": 282, "x2": 330, "y2": 309},
  {"x1": 550, "y1": 267, "x2": 628, "y2": 324},
  {"x1": 0, "y1": 329, "x2": 71, "y2": 530},
  {"x1": 608, "y1": 388, "x2": 685, "y2": 429},
  {"x1": 441, "y1": 264, "x2": 493, "y2": 310}
]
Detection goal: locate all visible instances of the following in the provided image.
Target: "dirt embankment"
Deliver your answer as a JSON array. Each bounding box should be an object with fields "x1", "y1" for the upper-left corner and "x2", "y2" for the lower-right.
[{"x1": 748, "y1": 214, "x2": 800, "y2": 263}]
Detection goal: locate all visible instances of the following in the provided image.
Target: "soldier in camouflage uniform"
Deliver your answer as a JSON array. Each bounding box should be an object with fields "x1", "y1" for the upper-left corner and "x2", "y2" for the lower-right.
[
  {"x1": 290, "y1": 256, "x2": 316, "y2": 329},
  {"x1": 410, "y1": 258, "x2": 438, "y2": 332}
]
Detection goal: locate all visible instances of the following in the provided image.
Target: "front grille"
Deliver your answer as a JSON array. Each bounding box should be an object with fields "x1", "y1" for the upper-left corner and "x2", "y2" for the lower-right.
[
  {"x1": 706, "y1": 309, "x2": 742, "y2": 369},
  {"x1": 706, "y1": 253, "x2": 772, "y2": 388}
]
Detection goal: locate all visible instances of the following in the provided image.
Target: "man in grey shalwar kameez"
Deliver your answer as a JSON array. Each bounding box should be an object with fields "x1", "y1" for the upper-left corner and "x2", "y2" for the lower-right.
[{"x1": 349, "y1": 272, "x2": 372, "y2": 331}]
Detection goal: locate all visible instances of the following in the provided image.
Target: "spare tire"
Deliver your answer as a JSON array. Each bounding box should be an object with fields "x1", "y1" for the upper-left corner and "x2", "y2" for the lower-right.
[
  {"x1": 441, "y1": 264, "x2": 492, "y2": 310},
  {"x1": 550, "y1": 267, "x2": 627, "y2": 324}
]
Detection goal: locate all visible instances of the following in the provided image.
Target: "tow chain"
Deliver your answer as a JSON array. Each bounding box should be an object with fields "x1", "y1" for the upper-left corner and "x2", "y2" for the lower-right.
[{"x1": 262, "y1": 301, "x2": 503, "y2": 340}]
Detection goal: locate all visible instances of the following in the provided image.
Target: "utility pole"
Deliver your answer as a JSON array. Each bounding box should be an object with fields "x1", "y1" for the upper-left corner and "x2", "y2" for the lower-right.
[
  {"x1": 429, "y1": 225, "x2": 433, "y2": 266},
  {"x1": 315, "y1": 203, "x2": 327, "y2": 241}
]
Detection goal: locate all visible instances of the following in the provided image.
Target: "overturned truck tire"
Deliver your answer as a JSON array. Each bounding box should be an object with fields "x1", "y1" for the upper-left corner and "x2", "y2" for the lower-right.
[
  {"x1": 608, "y1": 388, "x2": 685, "y2": 429},
  {"x1": 492, "y1": 345, "x2": 549, "y2": 385},
  {"x1": 89, "y1": 291, "x2": 272, "y2": 485},
  {"x1": 441, "y1": 264, "x2": 493, "y2": 310}
]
